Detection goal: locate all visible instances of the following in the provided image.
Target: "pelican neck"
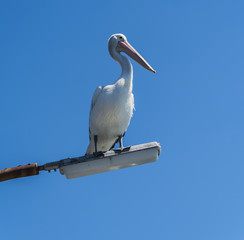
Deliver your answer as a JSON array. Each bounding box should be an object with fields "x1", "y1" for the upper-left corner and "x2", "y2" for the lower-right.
[{"x1": 111, "y1": 51, "x2": 133, "y2": 92}]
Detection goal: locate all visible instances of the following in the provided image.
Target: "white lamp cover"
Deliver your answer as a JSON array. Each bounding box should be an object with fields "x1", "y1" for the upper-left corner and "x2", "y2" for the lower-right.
[{"x1": 59, "y1": 142, "x2": 161, "y2": 179}]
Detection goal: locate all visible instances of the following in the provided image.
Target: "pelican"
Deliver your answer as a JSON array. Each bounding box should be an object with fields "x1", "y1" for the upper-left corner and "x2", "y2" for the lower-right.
[{"x1": 86, "y1": 33, "x2": 155, "y2": 155}]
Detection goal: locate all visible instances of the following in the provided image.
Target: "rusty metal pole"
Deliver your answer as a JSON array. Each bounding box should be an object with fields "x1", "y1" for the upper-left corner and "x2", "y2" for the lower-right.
[{"x1": 0, "y1": 163, "x2": 40, "y2": 182}]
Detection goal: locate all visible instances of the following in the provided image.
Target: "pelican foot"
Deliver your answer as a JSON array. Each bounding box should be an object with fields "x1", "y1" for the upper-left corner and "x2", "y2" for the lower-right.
[
  {"x1": 123, "y1": 145, "x2": 131, "y2": 151},
  {"x1": 113, "y1": 146, "x2": 131, "y2": 153},
  {"x1": 93, "y1": 151, "x2": 105, "y2": 157}
]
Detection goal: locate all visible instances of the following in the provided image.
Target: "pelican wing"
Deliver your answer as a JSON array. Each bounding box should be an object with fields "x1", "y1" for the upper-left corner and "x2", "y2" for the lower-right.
[
  {"x1": 88, "y1": 86, "x2": 103, "y2": 141},
  {"x1": 90, "y1": 86, "x2": 103, "y2": 111}
]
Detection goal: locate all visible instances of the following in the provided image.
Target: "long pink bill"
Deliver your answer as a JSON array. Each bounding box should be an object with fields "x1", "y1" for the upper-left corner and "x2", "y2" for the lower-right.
[{"x1": 117, "y1": 40, "x2": 156, "y2": 73}]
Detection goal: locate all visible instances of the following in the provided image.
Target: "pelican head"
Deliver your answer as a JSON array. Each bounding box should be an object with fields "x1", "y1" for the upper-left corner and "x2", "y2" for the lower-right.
[{"x1": 108, "y1": 33, "x2": 156, "y2": 73}]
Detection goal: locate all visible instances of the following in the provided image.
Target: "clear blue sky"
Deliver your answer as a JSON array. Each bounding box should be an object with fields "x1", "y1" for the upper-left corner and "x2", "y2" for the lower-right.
[{"x1": 1, "y1": 0, "x2": 244, "y2": 239}]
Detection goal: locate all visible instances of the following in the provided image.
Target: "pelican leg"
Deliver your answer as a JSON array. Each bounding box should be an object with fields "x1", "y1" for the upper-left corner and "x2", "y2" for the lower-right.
[
  {"x1": 94, "y1": 135, "x2": 98, "y2": 153},
  {"x1": 118, "y1": 134, "x2": 124, "y2": 151},
  {"x1": 93, "y1": 135, "x2": 104, "y2": 156}
]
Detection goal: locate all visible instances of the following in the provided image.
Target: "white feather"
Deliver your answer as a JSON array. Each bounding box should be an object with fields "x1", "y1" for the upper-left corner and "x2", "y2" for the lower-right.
[{"x1": 86, "y1": 83, "x2": 134, "y2": 154}]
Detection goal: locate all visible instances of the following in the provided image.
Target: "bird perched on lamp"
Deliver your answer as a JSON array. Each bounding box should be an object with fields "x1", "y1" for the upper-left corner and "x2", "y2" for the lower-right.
[{"x1": 86, "y1": 33, "x2": 155, "y2": 155}]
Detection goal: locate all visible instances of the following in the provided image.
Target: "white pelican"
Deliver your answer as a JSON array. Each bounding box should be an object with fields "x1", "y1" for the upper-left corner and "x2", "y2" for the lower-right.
[{"x1": 86, "y1": 33, "x2": 155, "y2": 155}]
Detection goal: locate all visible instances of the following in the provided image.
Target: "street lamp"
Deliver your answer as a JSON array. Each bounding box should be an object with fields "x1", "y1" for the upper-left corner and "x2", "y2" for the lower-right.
[{"x1": 0, "y1": 142, "x2": 161, "y2": 182}]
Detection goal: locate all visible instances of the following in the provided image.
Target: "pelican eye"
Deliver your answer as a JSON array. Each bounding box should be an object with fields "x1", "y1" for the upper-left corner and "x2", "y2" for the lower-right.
[{"x1": 119, "y1": 36, "x2": 124, "y2": 40}]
